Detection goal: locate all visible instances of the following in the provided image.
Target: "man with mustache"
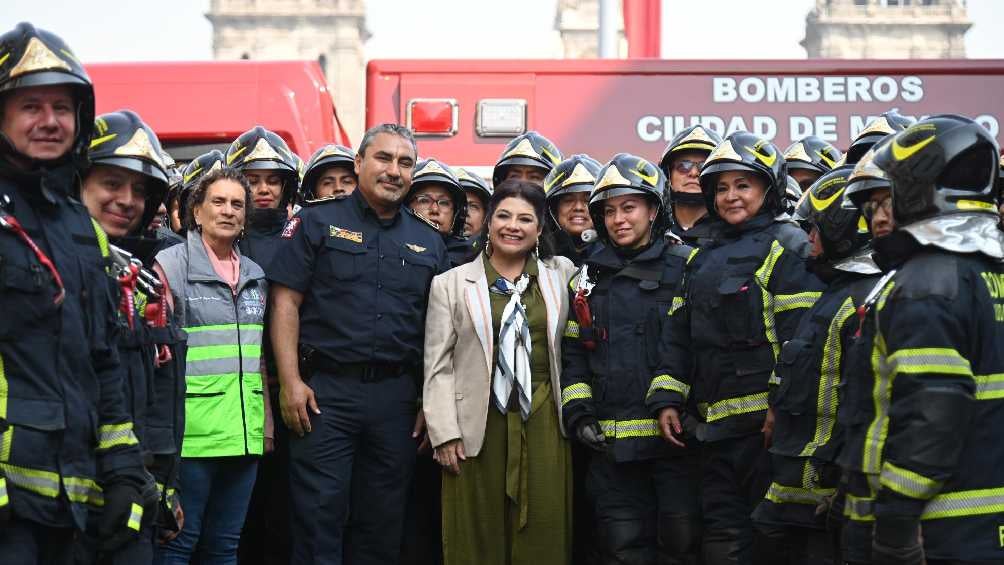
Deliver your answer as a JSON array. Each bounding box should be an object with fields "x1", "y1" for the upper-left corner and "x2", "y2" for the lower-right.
[{"x1": 268, "y1": 123, "x2": 450, "y2": 564}]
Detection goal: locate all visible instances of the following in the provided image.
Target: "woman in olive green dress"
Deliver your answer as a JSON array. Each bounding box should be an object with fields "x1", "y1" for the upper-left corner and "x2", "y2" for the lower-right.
[{"x1": 424, "y1": 180, "x2": 578, "y2": 565}]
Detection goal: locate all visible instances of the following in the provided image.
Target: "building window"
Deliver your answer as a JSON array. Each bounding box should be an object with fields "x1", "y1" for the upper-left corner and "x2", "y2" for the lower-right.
[{"x1": 854, "y1": 0, "x2": 868, "y2": 6}]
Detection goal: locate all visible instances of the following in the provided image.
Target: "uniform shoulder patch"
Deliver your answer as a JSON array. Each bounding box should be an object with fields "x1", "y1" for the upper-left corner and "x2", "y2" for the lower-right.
[
  {"x1": 281, "y1": 217, "x2": 302, "y2": 239},
  {"x1": 330, "y1": 225, "x2": 363, "y2": 244}
]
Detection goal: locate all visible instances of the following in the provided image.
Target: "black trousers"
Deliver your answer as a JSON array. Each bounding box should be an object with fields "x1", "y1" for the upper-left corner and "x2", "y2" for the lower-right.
[
  {"x1": 288, "y1": 371, "x2": 419, "y2": 565},
  {"x1": 586, "y1": 452, "x2": 702, "y2": 565},
  {"x1": 1, "y1": 517, "x2": 76, "y2": 565}
]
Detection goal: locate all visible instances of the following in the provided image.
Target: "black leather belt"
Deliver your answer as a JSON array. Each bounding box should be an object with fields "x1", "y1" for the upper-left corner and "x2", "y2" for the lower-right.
[{"x1": 336, "y1": 362, "x2": 411, "y2": 382}]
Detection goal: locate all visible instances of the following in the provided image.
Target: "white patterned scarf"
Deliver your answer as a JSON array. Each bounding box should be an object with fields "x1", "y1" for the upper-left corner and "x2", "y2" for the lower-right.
[{"x1": 490, "y1": 273, "x2": 533, "y2": 421}]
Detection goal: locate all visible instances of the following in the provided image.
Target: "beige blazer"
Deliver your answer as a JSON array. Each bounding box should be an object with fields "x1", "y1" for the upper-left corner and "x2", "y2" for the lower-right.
[{"x1": 423, "y1": 254, "x2": 577, "y2": 456}]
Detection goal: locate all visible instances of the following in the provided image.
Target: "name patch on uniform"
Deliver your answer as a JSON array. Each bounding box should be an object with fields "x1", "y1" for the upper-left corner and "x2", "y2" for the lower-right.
[
  {"x1": 330, "y1": 225, "x2": 363, "y2": 244},
  {"x1": 281, "y1": 217, "x2": 301, "y2": 239},
  {"x1": 405, "y1": 243, "x2": 426, "y2": 253}
]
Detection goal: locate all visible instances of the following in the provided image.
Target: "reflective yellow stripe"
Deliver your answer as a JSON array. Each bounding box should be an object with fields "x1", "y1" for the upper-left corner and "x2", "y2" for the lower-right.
[
  {"x1": 921, "y1": 486, "x2": 1004, "y2": 520},
  {"x1": 127, "y1": 502, "x2": 143, "y2": 531},
  {"x1": 597, "y1": 419, "x2": 660, "y2": 439},
  {"x1": 862, "y1": 281, "x2": 896, "y2": 473},
  {"x1": 774, "y1": 291, "x2": 821, "y2": 313},
  {"x1": 767, "y1": 373, "x2": 782, "y2": 386},
  {"x1": 646, "y1": 374, "x2": 690, "y2": 401},
  {"x1": 97, "y1": 422, "x2": 139, "y2": 450},
  {"x1": 755, "y1": 240, "x2": 785, "y2": 359},
  {"x1": 0, "y1": 462, "x2": 60, "y2": 498},
  {"x1": 64, "y1": 476, "x2": 103, "y2": 506},
  {"x1": 974, "y1": 374, "x2": 1004, "y2": 400},
  {"x1": 0, "y1": 354, "x2": 9, "y2": 462},
  {"x1": 560, "y1": 383, "x2": 592, "y2": 406},
  {"x1": 90, "y1": 218, "x2": 110, "y2": 259},
  {"x1": 887, "y1": 347, "x2": 973, "y2": 378},
  {"x1": 880, "y1": 461, "x2": 942, "y2": 500},
  {"x1": 669, "y1": 296, "x2": 685, "y2": 316},
  {"x1": 844, "y1": 493, "x2": 875, "y2": 522},
  {"x1": 705, "y1": 391, "x2": 769, "y2": 422},
  {"x1": 765, "y1": 482, "x2": 835, "y2": 506},
  {"x1": 0, "y1": 476, "x2": 8, "y2": 508},
  {"x1": 563, "y1": 320, "x2": 580, "y2": 339},
  {"x1": 686, "y1": 248, "x2": 700, "y2": 264},
  {"x1": 800, "y1": 297, "x2": 855, "y2": 458}
]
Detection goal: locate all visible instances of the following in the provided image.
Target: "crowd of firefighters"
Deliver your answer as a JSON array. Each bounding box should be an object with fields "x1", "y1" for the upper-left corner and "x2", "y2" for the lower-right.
[{"x1": 2, "y1": 20, "x2": 1004, "y2": 565}]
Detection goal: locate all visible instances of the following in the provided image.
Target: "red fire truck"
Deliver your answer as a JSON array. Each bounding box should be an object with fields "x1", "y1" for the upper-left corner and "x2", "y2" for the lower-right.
[
  {"x1": 366, "y1": 58, "x2": 1004, "y2": 175},
  {"x1": 87, "y1": 60, "x2": 351, "y2": 161}
]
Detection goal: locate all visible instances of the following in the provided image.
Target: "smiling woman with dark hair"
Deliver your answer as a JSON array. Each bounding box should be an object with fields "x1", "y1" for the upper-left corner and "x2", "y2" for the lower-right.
[
  {"x1": 154, "y1": 168, "x2": 273, "y2": 565},
  {"x1": 423, "y1": 180, "x2": 576, "y2": 565}
]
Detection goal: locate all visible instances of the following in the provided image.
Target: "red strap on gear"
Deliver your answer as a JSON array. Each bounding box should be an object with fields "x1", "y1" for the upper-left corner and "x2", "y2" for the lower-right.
[
  {"x1": 0, "y1": 210, "x2": 65, "y2": 305},
  {"x1": 117, "y1": 263, "x2": 139, "y2": 330},
  {"x1": 572, "y1": 288, "x2": 596, "y2": 351},
  {"x1": 146, "y1": 270, "x2": 173, "y2": 366},
  {"x1": 854, "y1": 304, "x2": 868, "y2": 338}
]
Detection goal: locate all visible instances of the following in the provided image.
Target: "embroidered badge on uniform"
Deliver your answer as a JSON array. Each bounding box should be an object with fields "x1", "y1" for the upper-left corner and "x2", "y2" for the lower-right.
[
  {"x1": 281, "y1": 217, "x2": 301, "y2": 239},
  {"x1": 330, "y1": 225, "x2": 363, "y2": 244},
  {"x1": 405, "y1": 243, "x2": 426, "y2": 253}
]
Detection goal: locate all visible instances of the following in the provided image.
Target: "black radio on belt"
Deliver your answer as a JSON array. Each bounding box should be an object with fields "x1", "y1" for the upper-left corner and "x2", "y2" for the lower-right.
[{"x1": 298, "y1": 344, "x2": 317, "y2": 383}]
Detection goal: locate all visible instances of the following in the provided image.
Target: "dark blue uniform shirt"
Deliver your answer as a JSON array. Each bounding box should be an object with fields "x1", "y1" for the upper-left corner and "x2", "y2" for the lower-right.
[{"x1": 268, "y1": 189, "x2": 449, "y2": 366}]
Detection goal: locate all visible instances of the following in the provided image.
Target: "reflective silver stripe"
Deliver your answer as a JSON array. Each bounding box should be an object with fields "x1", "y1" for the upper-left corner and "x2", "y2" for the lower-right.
[
  {"x1": 646, "y1": 374, "x2": 690, "y2": 401},
  {"x1": 799, "y1": 298, "x2": 855, "y2": 458},
  {"x1": 886, "y1": 347, "x2": 972, "y2": 377},
  {"x1": 974, "y1": 374, "x2": 1004, "y2": 400},
  {"x1": 0, "y1": 462, "x2": 59, "y2": 498},
  {"x1": 561, "y1": 383, "x2": 592, "y2": 406},
  {"x1": 880, "y1": 461, "x2": 942, "y2": 500},
  {"x1": 597, "y1": 419, "x2": 660, "y2": 439},
  {"x1": 765, "y1": 482, "x2": 835, "y2": 506},
  {"x1": 843, "y1": 494, "x2": 875, "y2": 522},
  {"x1": 705, "y1": 392, "x2": 769, "y2": 422},
  {"x1": 0, "y1": 475, "x2": 8, "y2": 507},
  {"x1": 774, "y1": 291, "x2": 821, "y2": 313},
  {"x1": 97, "y1": 423, "x2": 139, "y2": 449},
  {"x1": 64, "y1": 476, "x2": 103, "y2": 506},
  {"x1": 921, "y1": 487, "x2": 1004, "y2": 520},
  {"x1": 127, "y1": 502, "x2": 143, "y2": 531}
]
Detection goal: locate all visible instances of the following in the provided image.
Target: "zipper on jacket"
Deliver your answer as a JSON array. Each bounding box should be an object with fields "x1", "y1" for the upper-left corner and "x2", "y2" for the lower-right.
[{"x1": 234, "y1": 294, "x2": 250, "y2": 455}]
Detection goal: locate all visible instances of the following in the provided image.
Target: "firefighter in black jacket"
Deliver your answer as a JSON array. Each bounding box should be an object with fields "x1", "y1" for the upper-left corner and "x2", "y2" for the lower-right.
[
  {"x1": 405, "y1": 158, "x2": 470, "y2": 269},
  {"x1": 0, "y1": 22, "x2": 152, "y2": 562},
  {"x1": 842, "y1": 115, "x2": 1004, "y2": 565},
  {"x1": 77, "y1": 109, "x2": 189, "y2": 563},
  {"x1": 658, "y1": 125, "x2": 723, "y2": 248},
  {"x1": 562, "y1": 153, "x2": 700, "y2": 564},
  {"x1": 544, "y1": 154, "x2": 602, "y2": 266},
  {"x1": 751, "y1": 164, "x2": 880, "y2": 563},
  {"x1": 647, "y1": 131, "x2": 824, "y2": 565}
]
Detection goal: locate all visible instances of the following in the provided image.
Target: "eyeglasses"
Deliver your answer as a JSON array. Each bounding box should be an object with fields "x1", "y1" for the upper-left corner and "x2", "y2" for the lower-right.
[
  {"x1": 412, "y1": 195, "x2": 454, "y2": 209},
  {"x1": 673, "y1": 160, "x2": 704, "y2": 174},
  {"x1": 861, "y1": 195, "x2": 892, "y2": 221}
]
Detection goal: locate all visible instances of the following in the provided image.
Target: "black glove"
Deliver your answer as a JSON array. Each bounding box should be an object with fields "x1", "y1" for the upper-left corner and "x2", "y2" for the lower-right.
[
  {"x1": 872, "y1": 517, "x2": 924, "y2": 565},
  {"x1": 98, "y1": 477, "x2": 159, "y2": 551},
  {"x1": 576, "y1": 420, "x2": 607, "y2": 452}
]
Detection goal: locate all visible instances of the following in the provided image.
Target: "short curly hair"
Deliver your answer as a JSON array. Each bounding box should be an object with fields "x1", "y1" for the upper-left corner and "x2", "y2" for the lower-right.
[{"x1": 184, "y1": 167, "x2": 253, "y2": 232}]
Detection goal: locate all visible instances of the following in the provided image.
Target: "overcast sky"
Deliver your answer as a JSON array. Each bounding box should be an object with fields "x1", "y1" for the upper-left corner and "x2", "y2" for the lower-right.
[{"x1": 7, "y1": 0, "x2": 1004, "y2": 61}]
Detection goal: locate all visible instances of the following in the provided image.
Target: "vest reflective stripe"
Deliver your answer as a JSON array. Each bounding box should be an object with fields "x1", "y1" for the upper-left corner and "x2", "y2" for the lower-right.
[
  {"x1": 186, "y1": 323, "x2": 264, "y2": 334},
  {"x1": 598, "y1": 418, "x2": 660, "y2": 439},
  {"x1": 862, "y1": 281, "x2": 897, "y2": 474},
  {"x1": 0, "y1": 462, "x2": 59, "y2": 498},
  {"x1": 754, "y1": 240, "x2": 785, "y2": 358},
  {"x1": 560, "y1": 383, "x2": 592, "y2": 406},
  {"x1": 704, "y1": 391, "x2": 769, "y2": 422},
  {"x1": 647, "y1": 374, "x2": 690, "y2": 401},
  {"x1": 921, "y1": 486, "x2": 1004, "y2": 520},
  {"x1": 187, "y1": 344, "x2": 262, "y2": 363},
  {"x1": 887, "y1": 347, "x2": 973, "y2": 378},
  {"x1": 97, "y1": 422, "x2": 139, "y2": 450},
  {"x1": 64, "y1": 476, "x2": 103, "y2": 506},
  {"x1": 127, "y1": 502, "x2": 143, "y2": 531},
  {"x1": 774, "y1": 291, "x2": 822, "y2": 314},
  {"x1": 844, "y1": 493, "x2": 875, "y2": 522},
  {"x1": 765, "y1": 482, "x2": 835, "y2": 506},
  {"x1": 974, "y1": 374, "x2": 1004, "y2": 400},
  {"x1": 880, "y1": 461, "x2": 943, "y2": 500},
  {"x1": 800, "y1": 297, "x2": 855, "y2": 458},
  {"x1": 90, "y1": 218, "x2": 110, "y2": 259}
]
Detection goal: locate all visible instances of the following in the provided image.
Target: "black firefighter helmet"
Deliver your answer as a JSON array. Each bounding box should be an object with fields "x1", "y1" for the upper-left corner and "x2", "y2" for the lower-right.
[
  {"x1": 699, "y1": 131, "x2": 788, "y2": 219},
  {"x1": 783, "y1": 135, "x2": 842, "y2": 175},
  {"x1": 588, "y1": 153, "x2": 665, "y2": 242},
  {"x1": 873, "y1": 114, "x2": 1001, "y2": 226},
  {"x1": 407, "y1": 158, "x2": 467, "y2": 238},
  {"x1": 87, "y1": 109, "x2": 170, "y2": 234},
  {"x1": 845, "y1": 110, "x2": 915, "y2": 165},
  {"x1": 300, "y1": 144, "x2": 356, "y2": 201},
  {"x1": 225, "y1": 126, "x2": 299, "y2": 207},
  {"x1": 492, "y1": 131, "x2": 562, "y2": 186},
  {"x1": 453, "y1": 166, "x2": 493, "y2": 205},
  {"x1": 793, "y1": 165, "x2": 870, "y2": 260},
  {"x1": 842, "y1": 136, "x2": 895, "y2": 211},
  {"x1": 178, "y1": 149, "x2": 226, "y2": 230},
  {"x1": 0, "y1": 22, "x2": 94, "y2": 167}
]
